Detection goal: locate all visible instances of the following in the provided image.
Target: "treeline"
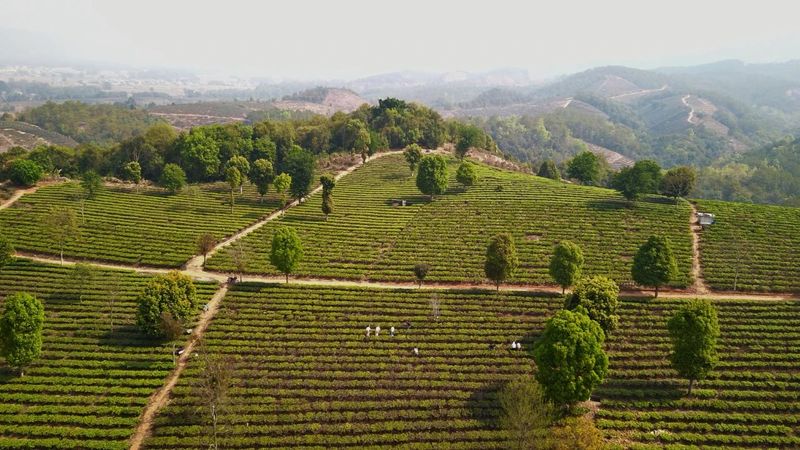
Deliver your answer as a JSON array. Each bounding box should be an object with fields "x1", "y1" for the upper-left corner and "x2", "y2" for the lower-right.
[
  {"x1": 17, "y1": 101, "x2": 161, "y2": 144},
  {"x1": 0, "y1": 98, "x2": 495, "y2": 192}
]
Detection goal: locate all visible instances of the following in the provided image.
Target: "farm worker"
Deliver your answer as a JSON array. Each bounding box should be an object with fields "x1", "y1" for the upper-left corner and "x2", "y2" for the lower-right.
[
  {"x1": 375, "y1": 325, "x2": 381, "y2": 336},
  {"x1": 390, "y1": 326, "x2": 395, "y2": 337},
  {"x1": 511, "y1": 341, "x2": 517, "y2": 350},
  {"x1": 365, "y1": 326, "x2": 371, "y2": 337},
  {"x1": 412, "y1": 347, "x2": 419, "y2": 356}
]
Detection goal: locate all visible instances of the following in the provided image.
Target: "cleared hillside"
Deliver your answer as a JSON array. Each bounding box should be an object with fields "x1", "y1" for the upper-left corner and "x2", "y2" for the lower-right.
[
  {"x1": 0, "y1": 260, "x2": 217, "y2": 450},
  {"x1": 207, "y1": 154, "x2": 693, "y2": 287},
  {"x1": 144, "y1": 284, "x2": 800, "y2": 448}
]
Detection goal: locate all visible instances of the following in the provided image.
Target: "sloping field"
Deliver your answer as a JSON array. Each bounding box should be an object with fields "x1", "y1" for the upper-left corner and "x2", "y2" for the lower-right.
[
  {"x1": 0, "y1": 120, "x2": 77, "y2": 151},
  {"x1": 208, "y1": 154, "x2": 693, "y2": 287},
  {"x1": 144, "y1": 285, "x2": 800, "y2": 449},
  {"x1": 598, "y1": 297, "x2": 800, "y2": 448},
  {"x1": 0, "y1": 259, "x2": 217, "y2": 450},
  {"x1": 694, "y1": 199, "x2": 800, "y2": 292},
  {"x1": 0, "y1": 183, "x2": 281, "y2": 267}
]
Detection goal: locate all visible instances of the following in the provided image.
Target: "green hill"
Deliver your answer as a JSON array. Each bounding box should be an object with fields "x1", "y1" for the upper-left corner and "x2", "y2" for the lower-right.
[{"x1": 208, "y1": 154, "x2": 693, "y2": 287}]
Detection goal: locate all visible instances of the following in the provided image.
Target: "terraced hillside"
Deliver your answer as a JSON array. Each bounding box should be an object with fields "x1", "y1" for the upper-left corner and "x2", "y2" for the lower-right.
[
  {"x1": 208, "y1": 154, "x2": 693, "y2": 287},
  {"x1": 0, "y1": 183, "x2": 282, "y2": 267},
  {"x1": 694, "y1": 199, "x2": 800, "y2": 292},
  {"x1": 0, "y1": 259, "x2": 217, "y2": 450},
  {"x1": 144, "y1": 285, "x2": 800, "y2": 449},
  {"x1": 144, "y1": 284, "x2": 554, "y2": 449}
]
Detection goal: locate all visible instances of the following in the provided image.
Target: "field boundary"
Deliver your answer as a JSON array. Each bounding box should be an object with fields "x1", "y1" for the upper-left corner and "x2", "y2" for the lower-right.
[{"x1": 689, "y1": 202, "x2": 710, "y2": 294}]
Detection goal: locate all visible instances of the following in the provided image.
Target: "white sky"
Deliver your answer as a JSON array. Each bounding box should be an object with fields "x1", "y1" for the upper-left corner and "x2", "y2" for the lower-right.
[{"x1": 4, "y1": 0, "x2": 800, "y2": 80}]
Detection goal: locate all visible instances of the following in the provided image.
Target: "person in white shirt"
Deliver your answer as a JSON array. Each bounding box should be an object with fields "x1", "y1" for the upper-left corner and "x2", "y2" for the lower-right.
[
  {"x1": 412, "y1": 347, "x2": 419, "y2": 356},
  {"x1": 375, "y1": 325, "x2": 381, "y2": 336},
  {"x1": 390, "y1": 326, "x2": 395, "y2": 337},
  {"x1": 365, "y1": 325, "x2": 371, "y2": 337}
]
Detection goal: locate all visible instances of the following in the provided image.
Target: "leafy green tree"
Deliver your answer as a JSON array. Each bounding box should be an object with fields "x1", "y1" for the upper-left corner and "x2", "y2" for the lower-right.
[
  {"x1": 484, "y1": 233, "x2": 519, "y2": 290},
  {"x1": 0, "y1": 235, "x2": 14, "y2": 271},
  {"x1": 225, "y1": 167, "x2": 242, "y2": 214},
  {"x1": 550, "y1": 416, "x2": 605, "y2": 450},
  {"x1": 455, "y1": 161, "x2": 478, "y2": 187},
  {"x1": 368, "y1": 130, "x2": 388, "y2": 155},
  {"x1": 538, "y1": 160, "x2": 560, "y2": 180},
  {"x1": 533, "y1": 307, "x2": 608, "y2": 408},
  {"x1": 80, "y1": 170, "x2": 103, "y2": 200},
  {"x1": 283, "y1": 146, "x2": 315, "y2": 200},
  {"x1": 160, "y1": 163, "x2": 187, "y2": 194},
  {"x1": 403, "y1": 144, "x2": 423, "y2": 174},
  {"x1": 416, "y1": 155, "x2": 448, "y2": 200},
  {"x1": 226, "y1": 156, "x2": 250, "y2": 193},
  {"x1": 667, "y1": 299, "x2": 720, "y2": 395},
  {"x1": 8, "y1": 159, "x2": 43, "y2": 187},
  {"x1": 413, "y1": 263, "x2": 431, "y2": 287},
  {"x1": 175, "y1": 128, "x2": 221, "y2": 181},
  {"x1": 632, "y1": 235, "x2": 678, "y2": 298},
  {"x1": 320, "y1": 174, "x2": 335, "y2": 220},
  {"x1": 548, "y1": 241, "x2": 584, "y2": 294},
  {"x1": 121, "y1": 161, "x2": 142, "y2": 183},
  {"x1": 498, "y1": 375, "x2": 554, "y2": 450},
  {"x1": 273, "y1": 173, "x2": 291, "y2": 207},
  {"x1": 0, "y1": 292, "x2": 44, "y2": 376},
  {"x1": 135, "y1": 271, "x2": 197, "y2": 336},
  {"x1": 660, "y1": 166, "x2": 697, "y2": 201},
  {"x1": 611, "y1": 160, "x2": 662, "y2": 201},
  {"x1": 249, "y1": 159, "x2": 275, "y2": 202},
  {"x1": 455, "y1": 124, "x2": 486, "y2": 159},
  {"x1": 45, "y1": 206, "x2": 80, "y2": 264},
  {"x1": 270, "y1": 226, "x2": 303, "y2": 283},
  {"x1": 564, "y1": 276, "x2": 619, "y2": 336},
  {"x1": 566, "y1": 151, "x2": 602, "y2": 185}
]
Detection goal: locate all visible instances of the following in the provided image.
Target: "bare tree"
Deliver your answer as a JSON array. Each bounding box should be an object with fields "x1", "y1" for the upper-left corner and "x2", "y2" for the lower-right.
[
  {"x1": 70, "y1": 262, "x2": 95, "y2": 302},
  {"x1": 45, "y1": 207, "x2": 80, "y2": 264},
  {"x1": 197, "y1": 233, "x2": 218, "y2": 265},
  {"x1": 194, "y1": 341, "x2": 233, "y2": 450},
  {"x1": 160, "y1": 311, "x2": 185, "y2": 366},
  {"x1": 230, "y1": 242, "x2": 250, "y2": 282},
  {"x1": 105, "y1": 272, "x2": 124, "y2": 333}
]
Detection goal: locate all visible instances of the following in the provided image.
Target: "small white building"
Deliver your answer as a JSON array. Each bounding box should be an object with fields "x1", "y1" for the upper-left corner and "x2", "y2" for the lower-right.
[{"x1": 697, "y1": 212, "x2": 715, "y2": 227}]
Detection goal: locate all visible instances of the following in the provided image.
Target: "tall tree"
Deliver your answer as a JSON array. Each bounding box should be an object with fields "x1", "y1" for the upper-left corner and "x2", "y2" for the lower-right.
[
  {"x1": 455, "y1": 161, "x2": 478, "y2": 187},
  {"x1": 538, "y1": 160, "x2": 560, "y2": 181},
  {"x1": 45, "y1": 206, "x2": 80, "y2": 264},
  {"x1": 8, "y1": 159, "x2": 43, "y2": 187},
  {"x1": 249, "y1": 159, "x2": 275, "y2": 203},
  {"x1": 0, "y1": 292, "x2": 44, "y2": 376},
  {"x1": 160, "y1": 163, "x2": 187, "y2": 194},
  {"x1": 80, "y1": 170, "x2": 103, "y2": 200},
  {"x1": 194, "y1": 341, "x2": 232, "y2": 450},
  {"x1": 273, "y1": 173, "x2": 291, "y2": 208},
  {"x1": 320, "y1": 174, "x2": 335, "y2": 220},
  {"x1": 70, "y1": 262, "x2": 96, "y2": 303},
  {"x1": 0, "y1": 235, "x2": 14, "y2": 271},
  {"x1": 225, "y1": 167, "x2": 243, "y2": 214},
  {"x1": 660, "y1": 166, "x2": 697, "y2": 201},
  {"x1": 611, "y1": 160, "x2": 662, "y2": 202},
  {"x1": 484, "y1": 233, "x2": 519, "y2": 290},
  {"x1": 283, "y1": 146, "x2": 315, "y2": 201},
  {"x1": 403, "y1": 144, "x2": 423, "y2": 174},
  {"x1": 667, "y1": 299, "x2": 720, "y2": 395},
  {"x1": 197, "y1": 233, "x2": 217, "y2": 265},
  {"x1": 455, "y1": 124, "x2": 486, "y2": 159},
  {"x1": 175, "y1": 128, "x2": 221, "y2": 181},
  {"x1": 416, "y1": 155, "x2": 448, "y2": 200},
  {"x1": 225, "y1": 156, "x2": 250, "y2": 194},
  {"x1": 270, "y1": 226, "x2": 303, "y2": 283},
  {"x1": 135, "y1": 271, "x2": 197, "y2": 336},
  {"x1": 564, "y1": 276, "x2": 620, "y2": 337},
  {"x1": 121, "y1": 161, "x2": 142, "y2": 184},
  {"x1": 566, "y1": 151, "x2": 603, "y2": 185},
  {"x1": 533, "y1": 307, "x2": 608, "y2": 409},
  {"x1": 632, "y1": 235, "x2": 678, "y2": 298},
  {"x1": 548, "y1": 240, "x2": 584, "y2": 294},
  {"x1": 498, "y1": 375, "x2": 554, "y2": 450},
  {"x1": 413, "y1": 263, "x2": 431, "y2": 288}
]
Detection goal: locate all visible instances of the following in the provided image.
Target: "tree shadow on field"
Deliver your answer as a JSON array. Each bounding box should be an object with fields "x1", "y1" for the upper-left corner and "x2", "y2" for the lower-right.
[
  {"x1": 0, "y1": 367, "x2": 18, "y2": 383},
  {"x1": 467, "y1": 382, "x2": 503, "y2": 428},
  {"x1": 97, "y1": 325, "x2": 169, "y2": 348},
  {"x1": 586, "y1": 199, "x2": 632, "y2": 211}
]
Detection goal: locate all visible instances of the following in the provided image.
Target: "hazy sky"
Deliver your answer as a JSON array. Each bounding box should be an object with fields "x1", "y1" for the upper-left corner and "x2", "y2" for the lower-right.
[{"x1": 4, "y1": 0, "x2": 800, "y2": 79}]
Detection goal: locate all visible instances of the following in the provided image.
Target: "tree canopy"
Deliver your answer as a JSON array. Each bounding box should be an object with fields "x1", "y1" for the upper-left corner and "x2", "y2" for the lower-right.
[
  {"x1": 0, "y1": 235, "x2": 14, "y2": 271},
  {"x1": 484, "y1": 233, "x2": 519, "y2": 290},
  {"x1": 455, "y1": 161, "x2": 478, "y2": 187},
  {"x1": 632, "y1": 235, "x2": 678, "y2": 298},
  {"x1": 416, "y1": 155, "x2": 448, "y2": 199},
  {"x1": 564, "y1": 275, "x2": 620, "y2": 336},
  {"x1": 403, "y1": 144, "x2": 423, "y2": 174},
  {"x1": 566, "y1": 151, "x2": 603, "y2": 185},
  {"x1": 0, "y1": 292, "x2": 44, "y2": 376},
  {"x1": 283, "y1": 146, "x2": 315, "y2": 200},
  {"x1": 270, "y1": 226, "x2": 303, "y2": 283},
  {"x1": 538, "y1": 160, "x2": 560, "y2": 180},
  {"x1": 611, "y1": 160, "x2": 662, "y2": 201},
  {"x1": 533, "y1": 307, "x2": 608, "y2": 408},
  {"x1": 660, "y1": 166, "x2": 697, "y2": 200},
  {"x1": 548, "y1": 240, "x2": 584, "y2": 293},
  {"x1": 135, "y1": 271, "x2": 197, "y2": 337},
  {"x1": 249, "y1": 159, "x2": 275, "y2": 201},
  {"x1": 667, "y1": 299, "x2": 720, "y2": 395},
  {"x1": 160, "y1": 164, "x2": 187, "y2": 194},
  {"x1": 8, "y1": 159, "x2": 43, "y2": 187}
]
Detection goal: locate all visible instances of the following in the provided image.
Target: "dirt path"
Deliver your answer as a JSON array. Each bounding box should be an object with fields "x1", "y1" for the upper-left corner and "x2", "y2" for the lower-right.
[
  {"x1": 128, "y1": 284, "x2": 228, "y2": 450},
  {"x1": 682, "y1": 94, "x2": 697, "y2": 124},
  {"x1": 611, "y1": 84, "x2": 668, "y2": 100},
  {"x1": 184, "y1": 150, "x2": 402, "y2": 272},
  {"x1": 0, "y1": 184, "x2": 45, "y2": 211},
  {"x1": 689, "y1": 203, "x2": 710, "y2": 294}
]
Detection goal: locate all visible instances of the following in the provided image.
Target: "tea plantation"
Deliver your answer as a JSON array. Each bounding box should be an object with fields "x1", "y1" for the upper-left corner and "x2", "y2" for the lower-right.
[
  {"x1": 695, "y1": 199, "x2": 800, "y2": 292},
  {"x1": 0, "y1": 259, "x2": 217, "y2": 449},
  {"x1": 208, "y1": 155, "x2": 693, "y2": 287},
  {"x1": 0, "y1": 182, "x2": 281, "y2": 267},
  {"x1": 144, "y1": 285, "x2": 800, "y2": 448}
]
